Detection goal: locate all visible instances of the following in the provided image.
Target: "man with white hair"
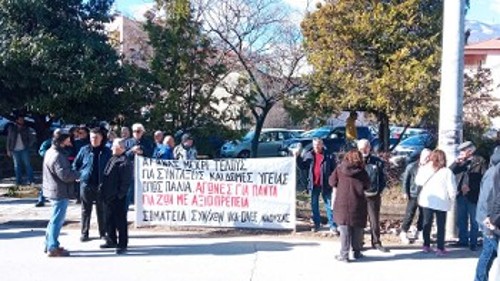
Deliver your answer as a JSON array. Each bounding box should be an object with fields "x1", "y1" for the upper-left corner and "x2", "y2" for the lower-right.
[
  {"x1": 100, "y1": 138, "x2": 132, "y2": 254},
  {"x1": 450, "y1": 141, "x2": 487, "y2": 251},
  {"x1": 124, "y1": 123, "x2": 153, "y2": 209},
  {"x1": 153, "y1": 130, "x2": 164, "y2": 147},
  {"x1": 357, "y1": 139, "x2": 389, "y2": 252}
]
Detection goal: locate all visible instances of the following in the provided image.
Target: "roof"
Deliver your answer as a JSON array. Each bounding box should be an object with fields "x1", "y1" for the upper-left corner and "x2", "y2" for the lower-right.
[{"x1": 465, "y1": 38, "x2": 500, "y2": 54}]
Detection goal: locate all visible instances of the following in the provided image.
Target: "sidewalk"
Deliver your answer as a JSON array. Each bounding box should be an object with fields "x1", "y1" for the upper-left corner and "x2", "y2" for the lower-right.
[{"x1": 0, "y1": 194, "x2": 490, "y2": 281}]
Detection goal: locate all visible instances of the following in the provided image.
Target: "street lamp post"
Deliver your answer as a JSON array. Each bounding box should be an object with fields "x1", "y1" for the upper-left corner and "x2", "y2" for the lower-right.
[{"x1": 439, "y1": 0, "x2": 466, "y2": 239}]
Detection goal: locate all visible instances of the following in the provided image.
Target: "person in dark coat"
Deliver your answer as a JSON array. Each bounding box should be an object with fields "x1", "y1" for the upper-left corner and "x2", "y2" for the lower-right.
[
  {"x1": 295, "y1": 138, "x2": 337, "y2": 233},
  {"x1": 329, "y1": 149, "x2": 370, "y2": 262},
  {"x1": 72, "y1": 127, "x2": 112, "y2": 242},
  {"x1": 100, "y1": 138, "x2": 132, "y2": 254},
  {"x1": 450, "y1": 141, "x2": 487, "y2": 251}
]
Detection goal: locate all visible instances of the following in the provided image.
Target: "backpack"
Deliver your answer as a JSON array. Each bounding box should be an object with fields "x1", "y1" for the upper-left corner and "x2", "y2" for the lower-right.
[{"x1": 364, "y1": 162, "x2": 380, "y2": 197}]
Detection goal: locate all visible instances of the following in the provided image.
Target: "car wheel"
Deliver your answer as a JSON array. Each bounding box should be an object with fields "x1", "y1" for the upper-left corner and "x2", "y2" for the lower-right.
[{"x1": 237, "y1": 150, "x2": 250, "y2": 158}]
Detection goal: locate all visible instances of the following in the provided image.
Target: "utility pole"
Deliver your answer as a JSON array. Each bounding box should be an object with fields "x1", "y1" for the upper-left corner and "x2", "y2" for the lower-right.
[{"x1": 439, "y1": 0, "x2": 466, "y2": 239}]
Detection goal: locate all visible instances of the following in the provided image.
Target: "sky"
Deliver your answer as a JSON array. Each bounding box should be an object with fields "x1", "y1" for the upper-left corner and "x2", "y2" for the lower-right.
[{"x1": 114, "y1": 0, "x2": 500, "y2": 25}]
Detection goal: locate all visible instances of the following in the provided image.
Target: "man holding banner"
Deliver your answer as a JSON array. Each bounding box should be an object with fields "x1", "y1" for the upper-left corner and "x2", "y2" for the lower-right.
[{"x1": 295, "y1": 138, "x2": 338, "y2": 233}]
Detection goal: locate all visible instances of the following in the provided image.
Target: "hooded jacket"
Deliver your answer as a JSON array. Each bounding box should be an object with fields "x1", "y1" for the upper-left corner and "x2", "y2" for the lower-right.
[
  {"x1": 329, "y1": 161, "x2": 371, "y2": 227},
  {"x1": 476, "y1": 151, "x2": 500, "y2": 230},
  {"x1": 43, "y1": 145, "x2": 80, "y2": 199}
]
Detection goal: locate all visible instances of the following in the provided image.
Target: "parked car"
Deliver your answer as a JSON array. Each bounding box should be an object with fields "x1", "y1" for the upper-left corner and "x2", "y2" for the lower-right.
[
  {"x1": 220, "y1": 128, "x2": 297, "y2": 158},
  {"x1": 390, "y1": 126, "x2": 429, "y2": 140},
  {"x1": 280, "y1": 125, "x2": 375, "y2": 156},
  {"x1": 0, "y1": 116, "x2": 13, "y2": 135},
  {"x1": 390, "y1": 133, "x2": 436, "y2": 167}
]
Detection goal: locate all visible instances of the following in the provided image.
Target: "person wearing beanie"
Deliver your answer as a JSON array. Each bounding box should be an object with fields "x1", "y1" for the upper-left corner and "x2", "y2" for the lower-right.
[
  {"x1": 43, "y1": 132, "x2": 80, "y2": 257},
  {"x1": 174, "y1": 133, "x2": 198, "y2": 160},
  {"x1": 474, "y1": 146, "x2": 500, "y2": 281},
  {"x1": 73, "y1": 127, "x2": 112, "y2": 242}
]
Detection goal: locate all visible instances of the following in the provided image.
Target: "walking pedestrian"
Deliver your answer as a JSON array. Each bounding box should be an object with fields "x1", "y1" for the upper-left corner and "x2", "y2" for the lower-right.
[{"x1": 399, "y1": 149, "x2": 431, "y2": 244}]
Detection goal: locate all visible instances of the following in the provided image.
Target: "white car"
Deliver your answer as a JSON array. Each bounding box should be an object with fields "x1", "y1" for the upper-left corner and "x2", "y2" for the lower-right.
[
  {"x1": 220, "y1": 128, "x2": 297, "y2": 158},
  {"x1": 0, "y1": 116, "x2": 13, "y2": 135}
]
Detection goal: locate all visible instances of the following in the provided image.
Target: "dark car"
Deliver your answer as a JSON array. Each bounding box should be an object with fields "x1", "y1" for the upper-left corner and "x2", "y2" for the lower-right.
[
  {"x1": 389, "y1": 133, "x2": 437, "y2": 167},
  {"x1": 280, "y1": 126, "x2": 374, "y2": 155}
]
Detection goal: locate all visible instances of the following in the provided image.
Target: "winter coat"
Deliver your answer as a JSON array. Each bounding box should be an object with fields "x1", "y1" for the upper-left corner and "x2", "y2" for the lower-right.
[
  {"x1": 415, "y1": 165, "x2": 457, "y2": 212},
  {"x1": 43, "y1": 145, "x2": 80, "y2": 200},
  {"x1": 101, "y1": 154, "x2": 132, "y2": 203},
  {"x1": 6, "y1": 124, "x2": 34, "y2": 153},
  {"x1": 72, "y1": 144, "x2": 112, "y2": 191},
  {"x1": 329, "y1": 161, "x2": 371, "y2": 228},
  {"x1": 450, "y1": 154, "x2": 487, "y2": 204},
  {"x1": 297, "y1": 148, "x2": 337, "y2": 193}
]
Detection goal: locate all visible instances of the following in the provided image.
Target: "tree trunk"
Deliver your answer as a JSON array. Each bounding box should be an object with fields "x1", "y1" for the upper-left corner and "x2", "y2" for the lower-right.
[
  {"x1": 378, "y1": 112, "x2": 390, "y2": 152},
  {"x1": 250, "y1": 105, "x2": 273, "y2": 158}
]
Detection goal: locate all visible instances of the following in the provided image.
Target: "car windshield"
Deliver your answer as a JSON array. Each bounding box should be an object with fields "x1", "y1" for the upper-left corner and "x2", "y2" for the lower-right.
[
  {"x1": 242, "y1": 131, "x2": 255, "y2": 141},
  {"x1": 400, "y1": 134, "x2": 429, "y2": 146},
  {"x1": 301, "y1": 128, "x2": 331, "y2": 138}
]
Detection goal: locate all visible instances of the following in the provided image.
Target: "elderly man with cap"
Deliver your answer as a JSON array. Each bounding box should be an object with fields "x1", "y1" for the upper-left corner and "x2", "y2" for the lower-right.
[
  {"x1": 450, "y1": 141, "x2": 487, "y2": 251},
  {"x1": 43, "y1": 131, "x2": 80, "y2": 257},
  {"x1": 174, "y1": 133, "x2": 198, "y2": 160}
]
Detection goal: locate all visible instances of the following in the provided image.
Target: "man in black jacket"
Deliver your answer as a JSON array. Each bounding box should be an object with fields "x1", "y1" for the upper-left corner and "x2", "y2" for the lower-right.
[
  {"x1": 451, "y1": 141, "x2": 487, "y2": 251},
  {"x1": 358, "y1": 139, "x2": 389, "y2": 252},
  {"x1": 295, "y1": 138, "x2": 337, "y2": 233},
  {"x1": 100, "y1": 138, "x2": 132, "y2": 254},
  {"x1": 73, "y1": 128, "x2": 112, "y2": 242}
]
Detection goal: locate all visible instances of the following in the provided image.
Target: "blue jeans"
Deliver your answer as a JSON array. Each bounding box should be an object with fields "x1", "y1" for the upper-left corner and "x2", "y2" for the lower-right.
[
  {"x1": 311, "y1": 188, "x2": 336, "y2": 229},
  {"x1": 12, "y1": 149, "x2": 33, "y2": 185},
  {"x1": 457, "y1": 195, "x2": 479, "y2": 247},
  {"x1": 45, "y1": 199, "x2": 69, "y2": 251},
  {"x1": 475, "y1": 233, "x2": 498, "y2": 281},
  {"x1": 37, "y1": 189, "x2": 45, "y2": 204}
]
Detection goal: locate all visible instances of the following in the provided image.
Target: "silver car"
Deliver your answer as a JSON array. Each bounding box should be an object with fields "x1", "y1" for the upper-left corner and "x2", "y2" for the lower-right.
[{"x1": 220, "y1": 128, "x2": 296, "y2": 158}]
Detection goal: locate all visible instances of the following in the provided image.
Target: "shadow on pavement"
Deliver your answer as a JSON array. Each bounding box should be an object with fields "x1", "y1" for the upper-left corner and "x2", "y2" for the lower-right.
[
  {"x1": 0, "y1": 219, "x2": 79, "y2": 229},
  {"x1": 0, "y1": 229, "x2": 45, "y2": 239},
  {"x1": 357, "y1": 246, "x2": 480, "y2": 262},
  {"x1": 0, "y1": 198, "x2": 37, "y2": 205},
  {"x1": 70, "y1": 240, "x2": 320, "y2": 258}
]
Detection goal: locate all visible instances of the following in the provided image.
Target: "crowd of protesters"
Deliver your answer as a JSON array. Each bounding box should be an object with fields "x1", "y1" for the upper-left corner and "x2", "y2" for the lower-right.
[
  {"x1": 4, "y1": 116, "x2": 199, "y2": 257},
  {"x1": 5, "y1": 113, "x2": 500, "y2": 278}
]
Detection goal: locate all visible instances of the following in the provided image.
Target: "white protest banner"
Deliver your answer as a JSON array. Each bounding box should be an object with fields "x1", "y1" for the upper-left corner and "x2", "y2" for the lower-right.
[{"x1": 134, "y1": 156, "x2": 296, "y2": 229}]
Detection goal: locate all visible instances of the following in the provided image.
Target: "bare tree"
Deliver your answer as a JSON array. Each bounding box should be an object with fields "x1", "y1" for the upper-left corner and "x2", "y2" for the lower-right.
[{"x1": 197, "y1": 0, "x2": 305, "y2": 157}]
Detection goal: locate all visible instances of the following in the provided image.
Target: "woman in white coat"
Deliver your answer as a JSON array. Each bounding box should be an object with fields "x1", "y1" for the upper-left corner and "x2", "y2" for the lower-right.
[{"x1": 415, "y1": 149, "x2": 457, "y2": 256}]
